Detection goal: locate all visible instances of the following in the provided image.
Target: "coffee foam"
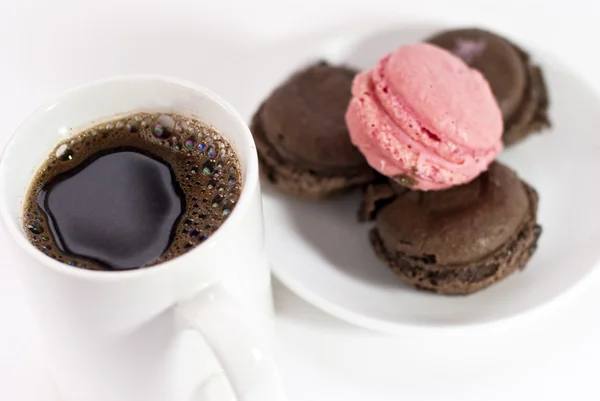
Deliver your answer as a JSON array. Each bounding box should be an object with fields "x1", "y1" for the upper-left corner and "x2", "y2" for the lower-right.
[{"x1": 22, "y1": 112, "x2": 242, "y2": 270}]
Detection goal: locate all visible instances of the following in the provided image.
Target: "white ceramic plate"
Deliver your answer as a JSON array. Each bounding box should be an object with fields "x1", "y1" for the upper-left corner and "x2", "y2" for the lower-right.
[{"x1": 263, "y1": 26, "x2": 600, "y2": 332}]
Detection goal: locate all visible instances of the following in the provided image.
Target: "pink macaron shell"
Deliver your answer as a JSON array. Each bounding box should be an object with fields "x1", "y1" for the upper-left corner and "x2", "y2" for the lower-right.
[
  {"x1": 347, "y1": 72, "x2": 494, "y2": 190},
  {"x1": 370, "y1": 55, "x2": 497, "y2": 164},
  {"x1": 352, "y1": 68, "x2": 500, "y2": 173},
  {"x1": 347, "y1": 99, "x2": 460, "y2": 190},
  {"x1": 385, "y1": 43, "x2": 503, "y2": 150}
]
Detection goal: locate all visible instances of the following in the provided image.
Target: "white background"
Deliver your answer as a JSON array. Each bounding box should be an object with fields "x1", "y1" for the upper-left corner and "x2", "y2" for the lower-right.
[{"x1": 1, "y1": 0, "x2": 600, "y2": 400}]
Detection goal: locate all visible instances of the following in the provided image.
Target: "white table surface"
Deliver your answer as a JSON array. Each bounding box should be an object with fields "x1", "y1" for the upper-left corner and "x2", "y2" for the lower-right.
[{"x1": 1, "y1": 1, "x2": 600, "y2": 400}]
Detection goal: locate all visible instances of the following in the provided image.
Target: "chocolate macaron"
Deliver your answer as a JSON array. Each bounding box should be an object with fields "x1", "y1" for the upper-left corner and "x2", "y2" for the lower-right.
[
  {"x1": 361, "y1": 162, "x2": 542, "y2": 295},
  {"x1": 251, "y1": 62, "x2": 376, "y2": 199},
  {"x1": 428, "y1": 28, "x2": 551, "y2": 146}
]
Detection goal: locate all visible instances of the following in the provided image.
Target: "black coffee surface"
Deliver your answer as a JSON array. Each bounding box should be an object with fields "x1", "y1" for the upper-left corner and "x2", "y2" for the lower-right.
[
  {"x1": 39, "y1": 149, "x2": 184, "y2": 270},
  {"x1": 23, "y1": 113, "x2": 242, "y2": 271}
]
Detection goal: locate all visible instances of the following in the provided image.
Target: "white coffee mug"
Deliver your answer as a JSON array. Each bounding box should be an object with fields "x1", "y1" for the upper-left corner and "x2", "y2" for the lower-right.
[{"x1": 0, "y1": 76, "x2": 286, "y2": 401}]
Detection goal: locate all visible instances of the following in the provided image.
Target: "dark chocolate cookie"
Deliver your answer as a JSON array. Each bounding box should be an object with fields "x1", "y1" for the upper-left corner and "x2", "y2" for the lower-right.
[
  {"x1": 428, "y1": 28, "x2": 551, "y2": 146},
  {"x1": 362, "y1": 162, "x2": 542, "y2": 295},
  {"x1": 251, "y1": 61, "x2": 376, "y2": 199}
]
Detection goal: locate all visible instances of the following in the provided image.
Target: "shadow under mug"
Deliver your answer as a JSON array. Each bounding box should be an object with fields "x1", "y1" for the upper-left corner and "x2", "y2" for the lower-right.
[{"x1": 0, "y1": 76, "x2": 286, "y2": 401}]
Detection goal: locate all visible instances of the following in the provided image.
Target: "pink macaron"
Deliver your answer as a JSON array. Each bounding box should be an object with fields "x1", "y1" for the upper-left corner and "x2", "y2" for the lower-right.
[{"x1": 345, "y1": 43, "x2": 503, "y2": 190}]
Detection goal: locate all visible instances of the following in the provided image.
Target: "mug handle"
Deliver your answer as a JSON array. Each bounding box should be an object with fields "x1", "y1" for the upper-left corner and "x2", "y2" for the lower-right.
[{"x1": 176, "y1": 283, "x2": 286, "y2": 401}]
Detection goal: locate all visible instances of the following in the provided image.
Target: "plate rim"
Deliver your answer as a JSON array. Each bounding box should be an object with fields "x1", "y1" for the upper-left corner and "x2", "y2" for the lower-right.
[{"x1": 270, "y1": 252, "x2": 600, "y2": 333}]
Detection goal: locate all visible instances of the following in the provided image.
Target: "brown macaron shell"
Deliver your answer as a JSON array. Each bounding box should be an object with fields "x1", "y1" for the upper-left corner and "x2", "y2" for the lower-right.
[
  {"x1": 365, "y1": 163, "x2": 542, "y2": 295},
  {"x1": 428, "y1": 28, "x2": 551, "y2": 146},
  {"x1": 251, "y1": 62, "x2": 376, "y2": 199}
]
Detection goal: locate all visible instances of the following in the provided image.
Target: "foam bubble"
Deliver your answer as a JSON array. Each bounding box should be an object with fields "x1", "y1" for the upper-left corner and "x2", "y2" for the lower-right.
[
  {"x1": 184, "y1": 138, "x2": 195, "y2": 149},
  {"x1": 202, "y1": 160, "x2": 215, "y2": 175},
  {"x1": 126, "y1": 121, "x2": 139, "y2": 133},
  {"x1": 55, "y1": 144, "x2": 73, "y2": 161}
]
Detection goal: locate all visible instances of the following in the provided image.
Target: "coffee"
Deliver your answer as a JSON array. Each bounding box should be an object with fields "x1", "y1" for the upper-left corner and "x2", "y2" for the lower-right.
[{"x1": 22, "y1": 112, "x2": 242, "y2": 271}]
